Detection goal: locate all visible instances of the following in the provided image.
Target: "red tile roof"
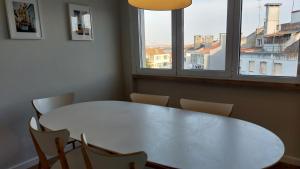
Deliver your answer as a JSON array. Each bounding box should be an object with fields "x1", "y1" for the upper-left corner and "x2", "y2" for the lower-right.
[
  {"x1": 240, "y1": 48, "x2": 262, "y2": 53},
  {"x1": 199, "y1": 42, "x2": 221, "y2": 54},
  {"x1": 146, "y1": 48, "x2": 168, "y2": 56}
]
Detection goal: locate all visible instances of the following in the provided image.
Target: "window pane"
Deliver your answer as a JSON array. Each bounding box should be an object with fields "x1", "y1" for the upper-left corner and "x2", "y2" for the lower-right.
[
  {"x1": 142, "y1": 10, "x2": 172, "y2": 69},
  {"x1": 240, "y1": 0, "x2": 299, "y2": 77},
  {"x1": 184, "y1": 0, "x2": 228, "y2": 70},
  {"x1": 273, "y1": 63, "x2": 283, "y2": 75},
  {"x1": 260, "y1": 61, "x2": 267, "y2": 74},
  {"x1": 249, "y1": 61, "x2": 256, "y2": 72}
]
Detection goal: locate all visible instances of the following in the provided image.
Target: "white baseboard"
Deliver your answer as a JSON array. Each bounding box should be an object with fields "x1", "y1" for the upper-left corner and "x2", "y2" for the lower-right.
[
  {"x1": 281, "y1": 155, "x2": 300, "y2": 166},
  {"x1": 6, "y1": 144, "x2": 75, "y2": 169},
  {"x1": 7, "y1": 157, "x2": 38, "y2": 169}
]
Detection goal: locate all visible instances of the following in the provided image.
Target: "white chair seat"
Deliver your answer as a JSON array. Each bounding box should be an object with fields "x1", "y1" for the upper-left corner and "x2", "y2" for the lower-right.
[
  {"x1": 130, "y1": 93, "x2": 170, "y2": 106},
  {"x1": 180, "y1": 98, "x2": 234, "y2": 117},
  {"x1": 51, "y1": 148, "x2": 85, "y2": 169},
  {"x1": 51, "y1": 148, "x2": 155, "y2": 169}
]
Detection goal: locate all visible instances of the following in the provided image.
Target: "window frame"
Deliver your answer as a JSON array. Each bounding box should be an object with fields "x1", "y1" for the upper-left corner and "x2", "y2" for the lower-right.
[
  {"x1": 176, "y1": 0, "x2": 235, "y2": 78},
  {"x1": 133, "y1": 0, "x2": 300, "y2": 84},
  {"x1": 135, "y1": 9, "x2": 177, "y2": 76},
  {"x1": 233, "y1": 0, "x2": 300, "y2": 83}
]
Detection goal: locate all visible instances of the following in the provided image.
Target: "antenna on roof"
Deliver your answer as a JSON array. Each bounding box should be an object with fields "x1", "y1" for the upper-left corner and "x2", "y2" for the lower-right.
[
  {"x1": 257, "y1": 0, "x2": 262, "y2": 28},
  {"x1": 292, "y1": 0, "x2": 295, "y2": 12}
]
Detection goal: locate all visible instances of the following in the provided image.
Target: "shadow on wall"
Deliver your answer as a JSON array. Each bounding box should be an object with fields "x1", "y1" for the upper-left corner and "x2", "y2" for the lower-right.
[
  {"x1": 0, "y1": 101, "x2": 36, "y2": 168},
  {"x1": 0, "y1": 1, "x2": 10, "y2": 39}
]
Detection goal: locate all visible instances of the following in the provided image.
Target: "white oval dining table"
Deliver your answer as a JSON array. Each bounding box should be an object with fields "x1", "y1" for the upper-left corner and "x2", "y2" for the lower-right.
[{"x1": 39, "y1": 101, "x2": 284, "y2": 169}]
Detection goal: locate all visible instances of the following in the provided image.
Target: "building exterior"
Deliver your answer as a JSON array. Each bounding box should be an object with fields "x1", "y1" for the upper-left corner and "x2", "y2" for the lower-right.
[
  {"x1": 194, "y1": 35, "x2": 214, "y2": 49},
  {"x1": 291, "y1": 10, "x2": 300, "y2": 23},
  {"x1": 240, "y1": 3, "x2": 300, "y2": 77},
  {"x1": 144, "y1": 3, "x2": 299, "y2": 75},
  {"x1": 145, "y1": 47, "x2": 172, "y2": 69},
  {"x1": 184, "y1": 34, "x2": 226, "y2": 70},
  {"x1": 264, "y1": 3, "x2": 281, "y2": 35}
]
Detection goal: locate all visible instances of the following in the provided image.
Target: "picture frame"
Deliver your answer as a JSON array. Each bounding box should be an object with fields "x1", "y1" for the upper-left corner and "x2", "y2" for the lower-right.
[
  {"x1": 5, "y1": 0, "x2": 43, "y2": 39},
  {"x1": 68, "y1": 4, "x2": 93, "y2": 41}
]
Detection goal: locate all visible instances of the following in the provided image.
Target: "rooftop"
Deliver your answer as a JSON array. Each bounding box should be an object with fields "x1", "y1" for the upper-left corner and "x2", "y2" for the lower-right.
[
  {"x1": 146, "y1": 47, "x2": 169, "y2": 56},
  {"x1": 186, "y1": 42, "x2": 221, "y2": 54},
  {"x1": 292, "y1": 10, "x2": 300, "y2": 13},
  {"x1": 265, "y1": 3, "x2": 282, "y2": 7},
  {"x1": 240, "y1": 48, "x2": 262, "y2": 53}
]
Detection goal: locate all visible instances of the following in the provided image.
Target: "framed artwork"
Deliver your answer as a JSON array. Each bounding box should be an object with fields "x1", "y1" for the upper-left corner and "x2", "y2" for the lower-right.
[
  {"x1": 5, "y1": 0, "x2": 43, "y2": 39},
  {"x1": 69, "y1": 4, "x2": 93, "y2": 41}
]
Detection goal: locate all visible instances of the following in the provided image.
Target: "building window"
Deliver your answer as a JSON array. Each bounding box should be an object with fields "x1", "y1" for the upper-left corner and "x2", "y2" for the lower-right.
[
  {"x1": 260, "y1": 61, "x2": 267, "y2": 74},
  {"x1": 239, "y1": 0, "x2": 299, "y2": 77},
  {"x1": 273, "y1": 63, "x2": 283, "y2": 76},
  {"x1": 183, "y1": 0, "x2": 228, "y2": 71},
  {"x1": 249, "y1": 61, "x2": 255, "y2": 72},
  {"x1": 256, "y1": 39, "x2": 263, "y2": 47},
  {"x1": 142, "y1": 10, "x2": 172, "y2": 69}
]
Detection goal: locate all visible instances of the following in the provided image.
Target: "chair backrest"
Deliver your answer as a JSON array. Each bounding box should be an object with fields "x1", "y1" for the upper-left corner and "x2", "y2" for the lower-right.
[
  {"x1": 130, "y1": 93, "x2": 170, "y2": 106},
  {"x1": 32, "y1": 93, "x2": 75, "y2": 117},
  {"x1": 81, "y1": 134, "x2": 147, "y2": 169},
  {"x1": 180, "y1": 98, "x2": 234, "y2": 116},
  {"x1": 29, "y1": 117, "x2": 70, "y2": 157}
]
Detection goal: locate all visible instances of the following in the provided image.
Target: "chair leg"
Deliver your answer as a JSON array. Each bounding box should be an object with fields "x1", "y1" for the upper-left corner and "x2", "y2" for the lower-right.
[{"x1": 37, "y1": 162, "x2": 42, "y2": 169}]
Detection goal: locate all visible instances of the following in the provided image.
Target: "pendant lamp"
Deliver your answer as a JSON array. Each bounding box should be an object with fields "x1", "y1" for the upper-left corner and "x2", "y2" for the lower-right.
[{"x1": 128, "y1": 0, "x2": 192, "y2": 10}]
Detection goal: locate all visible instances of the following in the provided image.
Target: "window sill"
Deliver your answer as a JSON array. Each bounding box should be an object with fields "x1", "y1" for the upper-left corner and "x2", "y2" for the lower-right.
[{"x1": 132, "y1": 74, "x2": 300, "y2": 91}]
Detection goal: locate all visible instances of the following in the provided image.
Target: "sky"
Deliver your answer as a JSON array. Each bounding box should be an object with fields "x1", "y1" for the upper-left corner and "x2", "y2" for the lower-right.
[{"x1": 144, "y1": 0, "x2": 300, "y2": 45}]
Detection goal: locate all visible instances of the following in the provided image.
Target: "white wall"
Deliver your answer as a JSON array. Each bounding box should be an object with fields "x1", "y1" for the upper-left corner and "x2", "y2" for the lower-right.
[
  {"x1": 0, "y1": 0, "x2": 123, "y2": 168},
  {"x1": 240, "y1": 55, "x2": 298, "y2": 77},
  {"x1": 292, "y1": 11, "x2": 300, "y2": 23}
]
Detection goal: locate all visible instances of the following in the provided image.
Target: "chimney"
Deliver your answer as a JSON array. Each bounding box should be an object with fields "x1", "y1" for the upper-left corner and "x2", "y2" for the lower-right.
[
  {"x1": 194, "y1": 35, "x2": 203, "y2": 49},
  {"x1": 291, "y1": 10, "x2": 300, "y2": 23},
  {"x1": 264, "y1": 3, "x2": 281, "y2": 35}
]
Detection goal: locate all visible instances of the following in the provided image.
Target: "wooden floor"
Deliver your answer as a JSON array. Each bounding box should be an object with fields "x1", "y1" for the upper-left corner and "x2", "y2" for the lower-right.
[
  {"x1": 269, "y1": 162, "x2": 300, "y2": 169},
  {"x1": 28, "y1": 161, "x2": 300, "y2": 169}
]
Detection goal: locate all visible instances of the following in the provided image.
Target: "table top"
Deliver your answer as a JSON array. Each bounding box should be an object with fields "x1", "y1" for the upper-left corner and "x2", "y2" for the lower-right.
[{"x1": 39, "y1": 101, "x2": 284, "y2": 169}]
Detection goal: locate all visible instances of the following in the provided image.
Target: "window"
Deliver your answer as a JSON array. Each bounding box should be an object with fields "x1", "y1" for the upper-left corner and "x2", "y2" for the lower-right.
[
  {"x1": 256, "y1": 39, "x2": 263, "y2": 47},
  {"x1": 260, "y1": 61, "x2": 267, "y2": 74},
  {"x1": 273, "y1": 63, "x2": 283, "y2": 76},
  {"x1": 183, "y1": 0, "x2": 228, "y2": 71},
  {"x1": 135, "y1": 0, "x2": 300, "y2": 83},
  {"x1": 249, "y1": 61, "x2": 256, "y2": 72},
  {"x1": 142, "y1": 10, "x2": 172, "y2": 69},
  {"x1": 240, "y1": 0, "x2": 299, "y2": 77}
]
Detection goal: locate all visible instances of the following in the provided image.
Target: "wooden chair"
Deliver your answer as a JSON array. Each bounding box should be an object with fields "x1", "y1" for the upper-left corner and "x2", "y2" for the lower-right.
[
  {"x1": 29, "y1": 117, "x2": 85, "y2": 169},
  {"x1": 32, "y1": 93, "x2": 75, "y2": 119},
  {"x1": 180, "y1": 98, "x2": 234, "y2": 117},
  {"x1": 80, "y1": 133, "x2": 147, "y2": 169},
  {"x1": 130, "y1": 93, "x2": 170, "y2": 106},
  {"x1": 32, "y1": 93, "x2": 77, "y2": 148}
]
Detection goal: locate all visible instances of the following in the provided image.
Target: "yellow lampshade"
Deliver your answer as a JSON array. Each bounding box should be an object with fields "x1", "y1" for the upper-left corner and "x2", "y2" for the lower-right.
[{"x1": 128, "y1": 0, "x2": 192, "y2": 10}]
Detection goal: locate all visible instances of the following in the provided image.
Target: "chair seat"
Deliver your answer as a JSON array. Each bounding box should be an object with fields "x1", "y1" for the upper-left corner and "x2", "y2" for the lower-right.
[
  {"x1": 51, "y1": 148, "x2": 85, "y2": 169},
  {"x1": 51, "y1": 147, "x2": 156, "y2": 169},
  {"x1": 44, "y1": 128, "x2": 77, "y2": 143}
]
